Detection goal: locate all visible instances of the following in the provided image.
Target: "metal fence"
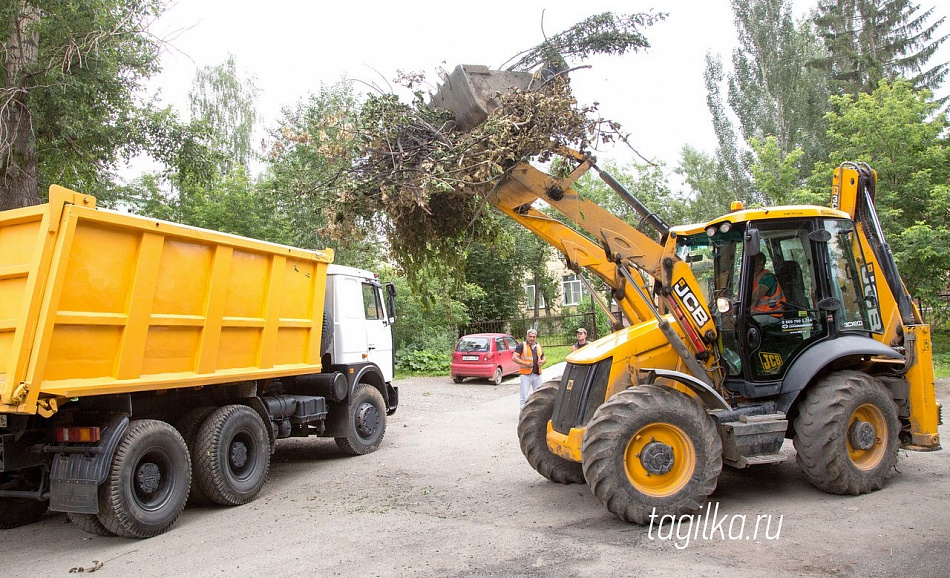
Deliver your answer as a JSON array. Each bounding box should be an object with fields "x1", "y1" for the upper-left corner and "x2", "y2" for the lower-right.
[{"x1": 460, "y1": 311, "x2": 597, "y2": 347}]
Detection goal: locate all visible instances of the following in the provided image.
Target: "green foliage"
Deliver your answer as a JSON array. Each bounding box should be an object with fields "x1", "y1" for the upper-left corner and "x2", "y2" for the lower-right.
[
  {"x1": 748, "y1": 136, "x2": 806, "y2": 205},
  {"x1": 189, "y1": 55, "x2": 260, "y2": 172},
  {"x1": 508, "y1": 12, "x2": 667, "y2": 70},
  {"x1": 0, "y1": 0, "x2": 171, "y2": 207},
  {"x1": 395, "y1": 349, "x2": 451, "y2": 373},
  {"x1": 675, "y1": 146, "x2": 737, "y2": 222},
  {"x1": 704, "y1": 0, "x2": 830, "y2": 203},
  {"x1": 807, "y1": 79, "x2": 950, "y2": 306},
  {"x1": 813, "y1": 0, "x2": 949, "y2": 96}
]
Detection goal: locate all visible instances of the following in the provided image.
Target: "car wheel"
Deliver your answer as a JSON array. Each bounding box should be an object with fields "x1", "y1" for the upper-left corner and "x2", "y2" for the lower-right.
[
  {"x1": 491, "y1": 366, "x2": 503, "y2": 386},
  {"x1": 452, "y1": 375, "x2": 464, "y2": 384}
]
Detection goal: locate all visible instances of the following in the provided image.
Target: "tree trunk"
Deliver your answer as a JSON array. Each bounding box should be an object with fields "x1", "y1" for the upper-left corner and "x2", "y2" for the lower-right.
[{"x1": 1, "y1": 2, "x2": 41, "y2": 210}]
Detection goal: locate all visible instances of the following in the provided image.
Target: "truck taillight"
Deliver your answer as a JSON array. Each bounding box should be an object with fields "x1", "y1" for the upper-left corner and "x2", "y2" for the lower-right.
[{"x1": 55, "y1": 427, "x2": 101, "y2": 443}]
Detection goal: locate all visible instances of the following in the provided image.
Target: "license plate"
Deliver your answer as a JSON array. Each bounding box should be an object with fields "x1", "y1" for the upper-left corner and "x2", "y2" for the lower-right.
[
  {"x1": 462, "y1": 355, "x2": 479, "y2": 361},
  {"x1": 0, "y1": 415, "x2": 7, "y2": 428}
]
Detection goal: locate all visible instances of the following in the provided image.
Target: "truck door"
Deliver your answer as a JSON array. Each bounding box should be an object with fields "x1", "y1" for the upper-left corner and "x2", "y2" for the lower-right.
[{"x1": 361, "y1": 281, "x2": 394, "y2": 382}]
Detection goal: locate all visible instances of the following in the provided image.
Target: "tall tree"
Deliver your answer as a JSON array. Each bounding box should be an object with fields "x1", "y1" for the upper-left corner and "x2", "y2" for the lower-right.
[
  {"x1": 813, "y1": 0, "x2": 949, "y2": 96},
  {"x1": 705, "y1": 0, "x2": 830, "y2": 202},
  {"x1": 189, "y1": 55, "x2": 259, "y2": 173},
  {"x1": 807, "y1": 79, "x2": 950, "y2": 305},
  {"x1": 0, "y1": 0, "x2": 168, "y2": 209}
]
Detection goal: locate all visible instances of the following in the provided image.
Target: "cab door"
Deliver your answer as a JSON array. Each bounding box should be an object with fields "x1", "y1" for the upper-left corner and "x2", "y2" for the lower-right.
[
  {"x1": 361, "y1": 281, "x2": 394, "y2": 382},
  {"x1": 738, "y1": 221, "x2": 826, "y2": 382}
]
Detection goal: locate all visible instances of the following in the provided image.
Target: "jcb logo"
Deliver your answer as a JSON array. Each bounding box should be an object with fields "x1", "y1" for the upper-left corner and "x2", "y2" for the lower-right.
[
  {"x1": 861, "y1": 264, "x2": 884, "y2": 333},
  {"x1": 673, "y1": 279, "x2": 710, "y2": 327},
  {"x1": 759, "y1": 352, "x2": 783, "y2": 372}
]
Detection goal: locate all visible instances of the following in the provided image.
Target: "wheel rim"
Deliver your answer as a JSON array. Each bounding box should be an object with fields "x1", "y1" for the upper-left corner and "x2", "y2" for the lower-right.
[
  {"x1": 493, "y1": 367, "x2": 502, "y2": 384},
  {"x1": 228, "y1": 432, "x2": 258, "y2": 481},
  {"x1": 132, "y1": 449, "x2": 175, "y2": 511},
  {"x1": 624, "y1": 423, "x2": 696, "y2": 497},
  {"x1": 848, "y1": 403, "x2": 887, "y2": 470},
  {"x1": 355, "y1": 402, "x2": 380, "y2": 440}
]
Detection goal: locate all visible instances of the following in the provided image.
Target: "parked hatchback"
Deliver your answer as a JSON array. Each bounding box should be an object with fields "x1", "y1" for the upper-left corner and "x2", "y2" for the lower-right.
[{"x1": 451, "y1": 333, "x2": 520, "y2": 385}]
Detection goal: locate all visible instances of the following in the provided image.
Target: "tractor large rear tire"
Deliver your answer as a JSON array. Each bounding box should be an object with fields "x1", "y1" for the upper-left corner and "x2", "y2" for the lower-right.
[
  {"x1": 793, "y1": 370, "x2": 899, "y2": 495},
  {"x1": 517, "y1": 381, "x2": 585, "y2": 484},
  {"x1": 97, "y1": 420, "x2": 191, "y2": 538},
  {"x1": 581, "y1": 385, "x2": 722, "y2": 524}
]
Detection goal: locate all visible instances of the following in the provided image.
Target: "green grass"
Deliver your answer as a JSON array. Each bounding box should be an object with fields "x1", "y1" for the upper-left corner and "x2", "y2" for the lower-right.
[{"x1": 932, "y1": 330, "x2": 950, "y2": 379}]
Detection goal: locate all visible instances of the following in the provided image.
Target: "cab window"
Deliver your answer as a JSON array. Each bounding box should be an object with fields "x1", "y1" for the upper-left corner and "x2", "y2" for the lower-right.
[{"x1": 362, "y1": 283, "x2": 382, "y2": 320}]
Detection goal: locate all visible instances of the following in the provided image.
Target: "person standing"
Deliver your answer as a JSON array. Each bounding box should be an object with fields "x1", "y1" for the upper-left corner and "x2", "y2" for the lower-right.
[
  {"x1": 513, "y1": 329, "x2": 546, "y2": 409},
  {"x1": 572, "y1": 328, "x2": 589, "y2": 352}
]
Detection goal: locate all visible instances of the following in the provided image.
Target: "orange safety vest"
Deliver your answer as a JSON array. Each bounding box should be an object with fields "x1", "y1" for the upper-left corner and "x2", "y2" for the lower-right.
[
  {"x1": 518, "y1": 342, "x2": 543, "y2": 375},
  {"x1": 751, "y1": 269, "x2": 786, "y2": 315}
]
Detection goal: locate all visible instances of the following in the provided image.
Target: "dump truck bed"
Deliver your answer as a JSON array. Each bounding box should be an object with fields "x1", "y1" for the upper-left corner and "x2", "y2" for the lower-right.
[{"x1": 0, "y1": 187, "x2": 333, "y2": 416}]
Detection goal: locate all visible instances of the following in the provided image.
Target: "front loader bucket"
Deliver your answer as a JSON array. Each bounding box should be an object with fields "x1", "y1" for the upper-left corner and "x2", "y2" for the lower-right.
[{"x1": 429, "y1": 65, "x2": 534, "y2": 132}]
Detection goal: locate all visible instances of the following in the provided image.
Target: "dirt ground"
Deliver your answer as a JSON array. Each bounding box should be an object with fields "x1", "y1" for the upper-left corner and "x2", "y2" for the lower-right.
[{"x1": 4, "y1": 373, "x2": 949, "y2": 577}]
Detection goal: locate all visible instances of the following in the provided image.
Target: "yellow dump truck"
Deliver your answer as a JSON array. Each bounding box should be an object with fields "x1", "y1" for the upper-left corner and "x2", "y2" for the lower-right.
[{"x1": 0, "y1": 187, "x2": 397, "y2": 537}]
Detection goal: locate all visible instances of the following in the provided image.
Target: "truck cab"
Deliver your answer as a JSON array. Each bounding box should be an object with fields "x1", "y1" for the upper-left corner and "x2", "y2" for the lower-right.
[{"x1": 325, "y1": 265, "x2": 396, "y2": 383}]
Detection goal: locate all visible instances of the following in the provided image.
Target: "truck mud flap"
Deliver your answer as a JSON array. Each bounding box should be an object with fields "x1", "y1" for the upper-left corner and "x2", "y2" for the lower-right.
[
  {"x1": 386, "y1": 384, "x2": 398, "y2": 416},
  {"x1": 48, "y1": 416, "x2": 129, "y2": 514}
]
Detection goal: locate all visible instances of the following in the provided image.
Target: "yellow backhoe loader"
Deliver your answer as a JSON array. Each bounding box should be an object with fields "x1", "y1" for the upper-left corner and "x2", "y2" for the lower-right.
[{"x1": 433, "y1": 65, "x2": 942, "y2": 523}]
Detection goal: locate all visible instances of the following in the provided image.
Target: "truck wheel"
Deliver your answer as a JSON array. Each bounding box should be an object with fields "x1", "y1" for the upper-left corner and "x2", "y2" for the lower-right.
[
  {"x1": 0, "y1": 469, "x2": 49, "y2": 529},
  {"x1": 491, "y1": 366, "x2": 504, "y2": 386},
  {"x1": 175, "y1": 406, "x2": 216, "y2": 506},
  {"x1": 67, "y1": 513, "x2": 114, "y2": 536},
  {"x1": 98, "y1": 420, "x2": 191, "y2": 538},
  {"x1": 581, "y1": 385, "x2": 722, "y2": 524},
  {"x1": 517, "y1": 381, "x2": 585, "y2": 484},
  {"x1": 194, "y1": 405, "x2": 271, "y2": 506},
  {"x1": 793, "y1": 370, "x2": 899, "y2": 495},
  {"x1": 335, "y1": 384, "x2": 386, "y2": 455}
]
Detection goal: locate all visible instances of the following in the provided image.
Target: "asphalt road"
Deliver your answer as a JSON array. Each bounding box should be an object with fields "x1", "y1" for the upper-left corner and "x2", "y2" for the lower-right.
[{"x1": 4, "y1": 372, "x2": 949, "y2": 577}]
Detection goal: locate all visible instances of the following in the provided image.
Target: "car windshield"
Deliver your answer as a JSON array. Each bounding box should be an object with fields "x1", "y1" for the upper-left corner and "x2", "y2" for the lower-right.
[{"x1": 456, "y1": 337, "x2": 490, "y2": 352}]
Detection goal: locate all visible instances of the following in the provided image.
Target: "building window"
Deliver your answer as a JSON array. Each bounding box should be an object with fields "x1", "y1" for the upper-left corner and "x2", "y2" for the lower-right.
[
  {"x1": 524, "y1": 283, "x2": 546, "y2": 309},
  {"x1": 562, "y1": 274, "x2": 588, "y2": 306}
]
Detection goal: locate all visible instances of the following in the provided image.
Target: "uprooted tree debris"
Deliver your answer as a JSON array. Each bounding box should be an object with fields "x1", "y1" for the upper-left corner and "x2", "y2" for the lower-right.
[{"x1": 320, "y1": 12, "x2": 667, "y2": 287}]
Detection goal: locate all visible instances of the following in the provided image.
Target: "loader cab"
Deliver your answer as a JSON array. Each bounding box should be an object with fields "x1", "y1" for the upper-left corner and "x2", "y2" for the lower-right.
[{"x1": 677, "y1": 211, "x2": 884, "y2": 398}]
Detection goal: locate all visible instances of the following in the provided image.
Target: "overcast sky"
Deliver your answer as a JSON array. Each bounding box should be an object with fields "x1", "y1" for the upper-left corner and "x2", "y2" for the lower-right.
[{"x1": 146, "y1": 0, "x2": 949, "y2": 173}]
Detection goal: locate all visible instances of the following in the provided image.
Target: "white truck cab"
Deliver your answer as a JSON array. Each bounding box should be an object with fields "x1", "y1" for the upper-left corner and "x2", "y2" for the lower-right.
[{"x1": 325, "y1": 264, "x2": 396, "y2": 382}]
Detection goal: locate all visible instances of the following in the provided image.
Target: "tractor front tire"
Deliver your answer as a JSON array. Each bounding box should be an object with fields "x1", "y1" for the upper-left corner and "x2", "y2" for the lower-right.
[
  {"x1": 517, "y1": 381, "x2": 585, "y2": 484},
  {"x1": 793, "y1": 370, "x2": 899, "y2": 495},
  {"x1": 581, "y1": 385, "x2": 722, "y2": 524}
]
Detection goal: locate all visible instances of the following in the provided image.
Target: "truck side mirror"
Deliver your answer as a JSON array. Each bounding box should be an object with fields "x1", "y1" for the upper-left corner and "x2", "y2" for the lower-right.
[{"x1": 385, "y1": 283, "x2": 396, "y2": 323}]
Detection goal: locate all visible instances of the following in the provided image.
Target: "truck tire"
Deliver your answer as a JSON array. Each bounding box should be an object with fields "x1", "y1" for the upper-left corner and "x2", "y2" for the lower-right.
[
  {"x1": 175, "y1": 406, "x2": 217, "y2": 506},
  {"x1": 67, "y1": 513, "x2": 115, "y2": 536},
  {"x1": 335, "y1": 384, "x2": 386, "y2": 455},
  {"x1": 581, "y1": 385, "x2": 722, "y2": 524},
  {"x1": 194, "y1": 405, "x2": 270, "y2": 506},
  {"x1": 97, "y1": 420, "x2": 191, "y2": 538},
  {"x1": 793, "y1": 370, "x2": 899, "y2": 495},
  {"x1": 517, "y1": 381, "x2": 585, "y2": 484},
  {"x1": 0, "y1": 469, "x2": 49, "y2": 529}
]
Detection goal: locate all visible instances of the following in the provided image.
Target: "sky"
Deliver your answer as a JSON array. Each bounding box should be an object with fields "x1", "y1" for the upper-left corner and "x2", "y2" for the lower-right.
[{"x1": 145, "y1": 0, "x2": 949, "y2": 175}]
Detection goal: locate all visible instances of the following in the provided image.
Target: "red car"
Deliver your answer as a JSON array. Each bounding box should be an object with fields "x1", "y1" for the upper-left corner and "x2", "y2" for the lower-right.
[{"x1": 451, "y1": 333, "x2": 520, "y2": 385}]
